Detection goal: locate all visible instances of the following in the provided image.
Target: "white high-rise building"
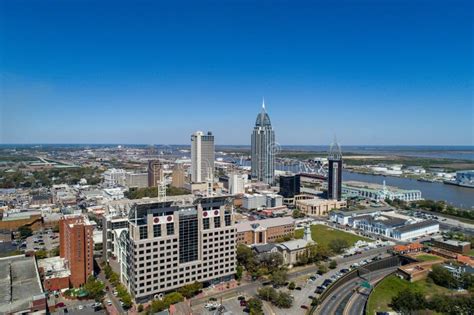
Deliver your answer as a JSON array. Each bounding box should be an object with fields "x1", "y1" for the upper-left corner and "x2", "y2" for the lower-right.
[
  {"x1": 229, "y1": 174, "x2": 246, "y2": 194},
  {"x1": 191, "y1": 131, "x2": 215, "y2": 183}
]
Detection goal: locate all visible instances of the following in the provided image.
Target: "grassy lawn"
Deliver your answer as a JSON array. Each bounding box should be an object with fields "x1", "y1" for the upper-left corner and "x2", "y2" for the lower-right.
[
  {"x1": 294, "y1": 224, "x2": 372, "y2": 247},
  {"x1": 415, "y1": 254, "x2": 444, "y2": 262},
  {"x1": 469, "y1": 248, "x2": 474, "y2": 257},
  {"x1": 367, "y1": 275, "x2": 452, "y2": 315}
]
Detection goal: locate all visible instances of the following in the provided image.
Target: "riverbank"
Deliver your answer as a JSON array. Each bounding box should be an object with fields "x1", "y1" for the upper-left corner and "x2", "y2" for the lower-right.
[{"x1": 342, "y1": 171, "x2": 474, "y2": 209}]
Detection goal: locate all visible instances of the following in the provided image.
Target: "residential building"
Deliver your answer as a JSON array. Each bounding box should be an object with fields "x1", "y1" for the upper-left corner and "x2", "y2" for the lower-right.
[
  {"x1": 279, "y1": 175, "x2": 300, "y2": 198},
  {"x1": 242, "y1": 193, "x2": 283, "y2": 210},
  {"x1": 126, "y1": 172, "x2": 148, "y2": 188},
  {"x1": 235, "y1": 216, "x2": 295, "y2": 245},
  {"x1": 229, "y1": 174, "x2": 246, "y2": 195},
  {"x1": 251, "y1": 99, "x2": 275, "y2": 184},
  {"x1": 103, "y1": 168, "x2": 127, "y2": 187},
  {"x1": 148, "y1": 160, "x2": 164, "y2": 187},
  {"x1": 297, "y1": 198, "x2": 347, "y2": 216},
  {"x1": 59, "y1": 215, "x2": 94, "y2": 287},
  {"x1": 327, "y1": 139, "x2": 342, "y2": 201},
  {"x1": 172, "y1": 163, "x2": 186, "y2": 188},
  {"x1": 191, "y1": 131, "x2": 215, "y2": 183},
  {"x1": 120, "y1": 196, "x2": 236, "y2": 302}
]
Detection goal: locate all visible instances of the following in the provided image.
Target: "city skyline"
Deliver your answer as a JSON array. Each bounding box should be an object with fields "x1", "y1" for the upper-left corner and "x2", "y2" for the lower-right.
[{"x1": 1, "y1": 1, "x2": 473, "y2": 145}]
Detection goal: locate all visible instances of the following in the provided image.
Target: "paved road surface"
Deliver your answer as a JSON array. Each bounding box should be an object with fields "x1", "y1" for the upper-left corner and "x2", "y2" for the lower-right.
[{"x1": 316, "y1": 267, "x2": 396, "y2": 315}]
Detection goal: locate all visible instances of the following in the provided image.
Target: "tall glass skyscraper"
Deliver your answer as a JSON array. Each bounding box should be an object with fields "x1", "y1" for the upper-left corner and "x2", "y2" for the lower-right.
[
  {"x1": 251, "y1": 100, "x2": 275, "y2": 184},
  {"x1": 328, "y1": 138, "x2": 342, "y2": 201}
]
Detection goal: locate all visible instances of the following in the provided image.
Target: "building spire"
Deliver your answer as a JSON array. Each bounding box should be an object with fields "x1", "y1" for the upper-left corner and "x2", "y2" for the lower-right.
[{"x1": 262, "y1": 97, "x2": 265, "y2": 110}]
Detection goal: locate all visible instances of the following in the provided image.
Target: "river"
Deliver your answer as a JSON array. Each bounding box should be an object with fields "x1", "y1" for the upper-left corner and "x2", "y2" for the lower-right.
[{"x1": 342, "y1": 171, "x2": 474, "y2": 209}]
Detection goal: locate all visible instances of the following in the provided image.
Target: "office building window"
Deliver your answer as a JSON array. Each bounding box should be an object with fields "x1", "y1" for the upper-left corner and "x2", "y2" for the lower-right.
[
  {"x1": 203, "y1": 218, "x2": 210, "y2": 230},
  {"x1": 179, "y1": 213, "x2": 199, "y2": 263},
  {"x1": 139, "y1": 226, "x2": 148, "y2": 240},
  {"x1": 214, "y1": 216, "x2": 221, "y2": 228},
  {"x1": 167, "y1": 223, "x2": 174, "y2": 235},
  {"x1": 224, "y1": 215, "x2": 231, "y2": 226},
  {"x1": 153, "y1": 224, "x2": 161, "y2": 238}
]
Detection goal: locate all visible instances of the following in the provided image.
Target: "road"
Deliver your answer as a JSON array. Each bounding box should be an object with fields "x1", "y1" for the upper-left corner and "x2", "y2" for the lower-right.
[
  {"x1": 191, "y1": 246, "x2": 391, "y2": 314},
  {"x1": 316, "y1": 267, "x2": 396, "y2": 315},
  {"x1": 96, "y1": 269, "x2": 125, "y2": 314}
]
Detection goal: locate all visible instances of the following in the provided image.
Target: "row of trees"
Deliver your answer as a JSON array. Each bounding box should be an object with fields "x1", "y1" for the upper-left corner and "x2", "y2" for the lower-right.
[
  {"x1": 386, "y1": 198, "x2": 474, "y2": 221},
  {"x1": 295, "y1": 240, "x2": 348, "y2": 266},
  {"x1": 149, "y1": 292, "x2": 184, "y2": 313},
  {"x1": 257, "y1": 287, "x2": 293, "y2": 308},
  {"x1": 236, "y1": 246, "x2": 289, "y2": 285},
  {"x1": 103, "y1": 263, "x2": 132, "y2": 308},
  {"x1": 391, "y1": 289, "x2": 474, "y2": 315},
  {"x1": 125, "y1": 186, "x2": 190, "y2": 199},
  {"x1": 0, "y1": 167, "x2": 102, "y2": 188}
]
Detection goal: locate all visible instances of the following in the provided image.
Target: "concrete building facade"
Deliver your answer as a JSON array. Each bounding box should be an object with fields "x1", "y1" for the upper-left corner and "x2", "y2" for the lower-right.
[
  {"x1": 120, "y1": 196, "x2": 236, "y2": 302},
  {"x1": 235, "y1": 217, "x2": 295, "y2": 245},
  {"x1": 191, "y1": 131, "x2": 215, "y2": 183}
]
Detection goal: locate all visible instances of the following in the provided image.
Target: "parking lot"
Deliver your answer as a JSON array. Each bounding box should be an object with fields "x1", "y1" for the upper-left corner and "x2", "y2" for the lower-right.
[{"x1": 24, "y1": 229, "x2": 59, "y2": 252}]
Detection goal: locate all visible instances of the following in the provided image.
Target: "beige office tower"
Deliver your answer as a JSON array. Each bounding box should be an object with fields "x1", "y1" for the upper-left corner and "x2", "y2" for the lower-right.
[
  {"x1": 191, "y1": 131, "x2": 215, "y2": 183},
  {"x1": 172, "y1": 163, "x2": 185, "y2": 188},
  {"x1": 148, "y1": 160, "x2": 164, "y2": 187},
  {"x1": 121, "y1": 196, "x2": 236, "y2": 302}
]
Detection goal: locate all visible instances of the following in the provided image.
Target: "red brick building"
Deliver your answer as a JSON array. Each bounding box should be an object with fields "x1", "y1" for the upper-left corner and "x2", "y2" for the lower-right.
[{"x1": 59, "y1": 215, "x2": 94, "y2": 287}]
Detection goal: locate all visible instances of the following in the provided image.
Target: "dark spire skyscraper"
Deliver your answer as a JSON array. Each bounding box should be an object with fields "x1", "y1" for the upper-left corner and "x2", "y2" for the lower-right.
[
  {"x1": 327, "y1": 136, "x2": 343, "y2": 200},
  {"x1": 251, "y1": 99, "x2": 275, "y2": 184}
]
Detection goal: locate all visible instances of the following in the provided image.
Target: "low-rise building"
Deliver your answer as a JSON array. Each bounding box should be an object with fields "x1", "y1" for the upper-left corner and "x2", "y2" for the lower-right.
[
  {"x1": 341, "y1": 181, "x2": 422, "y2": 202},
  {"x1": 431, "y1": 238, "x2": 471, "y2": 255},
  {"x1": 235, "y1": 216, "x2": 295, "y2": 245},
  {"x1": 296, "y1": 198, "x2": 346, "y2": 217},
  {"x1": 38, "y1": 256, "x2": 71, "y2": 291},
  {"x1": 330, "y1": 207, "x2": 393, "y2": 225},
  {"x1": 275, "y1": 225, "x2": 314, "y2": 267},
  {"x1": 0, "y1": 255, "x2": 47, "y2": 314}
]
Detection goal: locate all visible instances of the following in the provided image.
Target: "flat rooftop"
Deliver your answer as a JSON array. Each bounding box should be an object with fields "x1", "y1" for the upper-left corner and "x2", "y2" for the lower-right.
[
  {"x1": 0, "y1": 255, "x2": 44, "y2": 313},
  {"x1": 236, "y1": 216, "x2": 295, "y2": 232}
]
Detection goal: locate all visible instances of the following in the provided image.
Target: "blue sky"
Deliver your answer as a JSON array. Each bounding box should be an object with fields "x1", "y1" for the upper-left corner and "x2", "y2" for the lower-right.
[{"x1": 1, "y1": 0, "x2": 473, "y2": 145}]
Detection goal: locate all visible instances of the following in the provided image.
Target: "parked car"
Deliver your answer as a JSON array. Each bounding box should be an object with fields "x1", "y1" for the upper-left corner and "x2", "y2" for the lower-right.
[
  {"x1": 301, "y1": 305, "x2": 308, "y2": 309},
  {"x1": 295, "y1": 286, "x2": 302, "y2": 290},
  {"x1": 240, "y1": 300, "x2": 247, "y2": 307},
  {"x1": 55, "y1": 302, "x2": 65, "y2": 308}
]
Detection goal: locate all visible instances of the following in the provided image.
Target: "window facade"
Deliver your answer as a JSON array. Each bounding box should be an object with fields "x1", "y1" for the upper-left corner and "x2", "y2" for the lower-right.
[
  {"x1": 179, "y1": 213, "x2": 199, "y2": 263},
  {"x1": 166, "y1": 223, "x2": 174, "y2": 236},
  {"x1": 153, "y1": 224, "x2": 161, "y2": 238},
  {"x1": 139, "y1": 226, "x2": 148, "y2": 240}
]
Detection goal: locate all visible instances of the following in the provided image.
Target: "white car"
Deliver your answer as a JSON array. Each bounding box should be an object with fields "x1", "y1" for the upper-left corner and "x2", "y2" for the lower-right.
[
  {"x1": 78, "y1": 305, "x2": 84, "y2": 310},
  {"x1": 107, "y1": 300, "x2": 112, "y2": 306}
]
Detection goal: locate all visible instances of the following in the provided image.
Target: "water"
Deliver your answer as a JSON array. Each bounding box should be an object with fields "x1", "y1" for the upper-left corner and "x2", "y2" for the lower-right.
[{"x1": 342, "y1": 171, "x2": 474, "y2": 209}]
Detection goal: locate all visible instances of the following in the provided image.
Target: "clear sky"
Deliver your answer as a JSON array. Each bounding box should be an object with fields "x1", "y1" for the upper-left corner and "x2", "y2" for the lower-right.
[{"x1": 1, "y1": 0, "x2": 473, "y2": 145}]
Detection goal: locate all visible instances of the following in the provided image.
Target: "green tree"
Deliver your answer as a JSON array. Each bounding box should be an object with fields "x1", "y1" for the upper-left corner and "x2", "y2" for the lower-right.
[
  {"x1": 292, "y1": 209, "x2": 305, "y2": 219},
  {"x1": 288, "y1": 281, "x2": 296, "y2": 290},
  {"x1": 274, "y1": 291, "x2": 293, "y2": 308},
  {"x1": 18, "y1": 226, "x2": 33, "y2": 239},
  {"x1": 35, "y1": 249, "x2": 48, "y2": 259},
  {"x1": 236, "y1": 244, "x2": 257, "y2": 272},
  {"x1": 84, "y1": 275, "x2": 105, "y2": 301},
  {"x1": 162, "y1": 292, "x2": 184, "y2": 306},
  {"x1": 259, "y1": 252, "x2": 284, "y2": 273},
  {"x1": 428, "y1": 265, "x2": 459, "y2": 289},
  {"x1": 329, "y1": 260, "x2": 337, "y2": 269},
  {"x1": 317, "y1": 264, "x2": 328, "y2": 275},
  {"x1": 258, "y1": 287, "x2": 277, "y2": 302},
  {"x1": 247, "y1": 297, "x2": 263, "y2": 315},
  {"x1": 391, "y1": 289, "x2": 426, "y2": 314},
  {"x1": 235, "y1": 264, "x2": 243, "y2": 280},
  {"x1": 270, "y1": 269, "x2": 288, "y2": 286},
  {"x1": 137, "y1": 304, "x2": 144, "y2": 312},
  {"x1": 328, "y1": 239, "x2": 350, "y2": 254},
  {"x1": 50, "y1": 246, "x2": 60, "y2": 256},
  {"x1": 177, "y1": 281, "x2": 202, "y2": 299}
]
